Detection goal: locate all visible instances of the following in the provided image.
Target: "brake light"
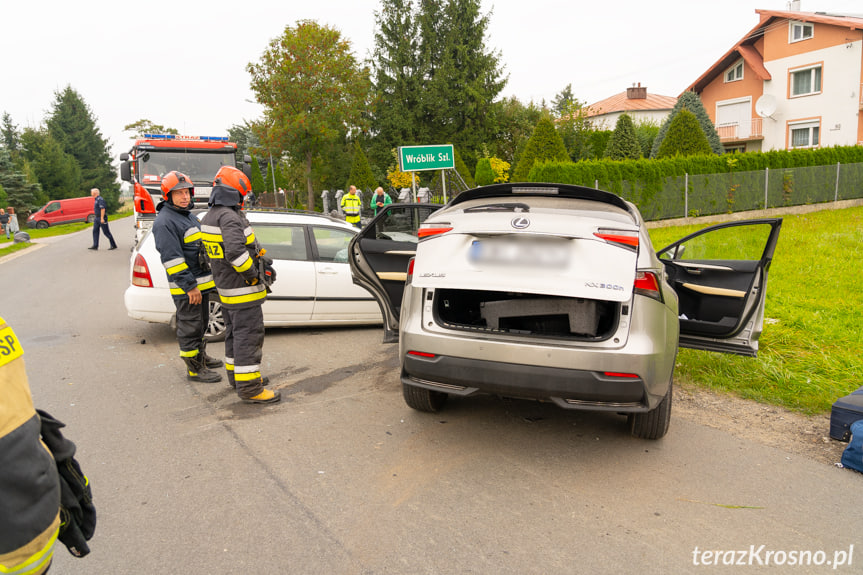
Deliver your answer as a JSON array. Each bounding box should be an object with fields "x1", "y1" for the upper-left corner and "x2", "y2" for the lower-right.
[
  {"x1": 406, "y1": 257, "x2": 415, "y2": 285},
  {"x1": 131, "y1": 253, "x2": 154, "y2": 287},
  {"x1": 418, "y1": 223, "x2": 453, "y2": 239},
  {"x1": 633, "y1": 271, "x2": 661, "y2": 301},
  {"x1": 603, "y1": 372, "x2": 640, "y2": 378},
  {"x1": 594, "y1": 228, "x2": 639, "y2": 250}
]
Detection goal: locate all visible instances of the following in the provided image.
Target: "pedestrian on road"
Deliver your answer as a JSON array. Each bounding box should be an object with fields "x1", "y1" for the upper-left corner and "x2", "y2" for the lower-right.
[
  {"x1": 201, "y1": 166, "x2": 280, "y2": 404},
  {"x1": 6, "y1": 207, "x2": 19, "y2": 239},
  {"x1": 0, "y1": 208, "x2": 8, "y2": 239},
  {"x1": 87, "y1": 188, "x2": 117, "y2": 250},
  {"x1": 152, "y1": 171, "x2": 222, "y2": 384},
  {"x1": 370, "y1": 187, "x2": 392, "y2": 217},
  {"x1": 340, "y1": 185, "x2": 362, "y2": 227},
  {"x1": 0, "y1": 316, "x2": 96, "y2": 573}
]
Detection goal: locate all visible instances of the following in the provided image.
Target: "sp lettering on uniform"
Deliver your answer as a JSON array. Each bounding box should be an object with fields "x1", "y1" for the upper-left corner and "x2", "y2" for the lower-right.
[{"x1": 0, "y1": 326, "x2": 24, "y2": 366}]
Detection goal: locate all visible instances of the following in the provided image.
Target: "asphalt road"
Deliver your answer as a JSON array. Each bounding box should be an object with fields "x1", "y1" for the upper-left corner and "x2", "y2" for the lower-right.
[{"x1": 2, "y1": 218, "x2": 860, "y2": 574}]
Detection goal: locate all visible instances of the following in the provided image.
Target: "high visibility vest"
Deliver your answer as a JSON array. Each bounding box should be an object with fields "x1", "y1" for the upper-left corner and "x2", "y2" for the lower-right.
[{"x1": 340, "y1": 194, "x2": 361, "y2": 223}]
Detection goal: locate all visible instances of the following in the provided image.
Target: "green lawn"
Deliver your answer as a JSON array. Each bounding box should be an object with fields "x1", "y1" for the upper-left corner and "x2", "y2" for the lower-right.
[
  {"x1": 0, "y1": 212, "x2": 131, "y2": 257},
  {"x1": 649, "y1": 206, "x2": 863, "y2": 415}
]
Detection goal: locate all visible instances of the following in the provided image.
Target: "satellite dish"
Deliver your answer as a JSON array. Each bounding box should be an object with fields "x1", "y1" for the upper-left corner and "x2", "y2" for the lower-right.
[{"x1": 755, "y1": 94, "x2": 777, "y2": 119}]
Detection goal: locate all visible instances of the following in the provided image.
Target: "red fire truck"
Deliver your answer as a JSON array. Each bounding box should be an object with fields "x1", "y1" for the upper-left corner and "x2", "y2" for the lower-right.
[{"x1": 119, "y1": 134, "x2": 250, "y2": 244}]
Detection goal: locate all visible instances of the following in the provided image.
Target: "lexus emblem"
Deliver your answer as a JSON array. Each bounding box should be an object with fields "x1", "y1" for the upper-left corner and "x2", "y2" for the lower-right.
[{"x1": 511, "y1": 216, "x2": 530, "y2": 229}]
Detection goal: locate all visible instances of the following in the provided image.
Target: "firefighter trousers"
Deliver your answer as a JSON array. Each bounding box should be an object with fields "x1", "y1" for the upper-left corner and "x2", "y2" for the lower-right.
[
  {"x1": 223, "y1": 305, "x2": 265, "y2": 399},
  {"x1": 174, "y1": 291, "x2": 210, "y2": 356}
]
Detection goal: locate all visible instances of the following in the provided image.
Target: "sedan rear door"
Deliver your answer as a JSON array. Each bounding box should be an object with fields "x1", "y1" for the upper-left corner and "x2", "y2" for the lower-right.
[{"x1": 656, "y1": 218, "x2": 782, "y2": 357}]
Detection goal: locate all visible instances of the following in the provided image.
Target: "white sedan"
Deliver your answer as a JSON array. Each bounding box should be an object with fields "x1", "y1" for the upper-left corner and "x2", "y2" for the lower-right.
[{"x1": 125, "y1": 210, "x2": 382, "y2": 339}]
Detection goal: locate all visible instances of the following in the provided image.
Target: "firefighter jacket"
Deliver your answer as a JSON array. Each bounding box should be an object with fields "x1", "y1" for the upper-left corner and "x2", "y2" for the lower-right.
[
  {"x1": 201, "y1": 185, "x2": 267, "y2": 309},
  {"x1": 152, "y1": 200, "x2": 215, "y2": 300},
  {"x1": 340, "y1": 192, "x2": 362, "y2": 223},
  {"x1": 0, "y1": 317, "x2": 61, "y2": 575}
]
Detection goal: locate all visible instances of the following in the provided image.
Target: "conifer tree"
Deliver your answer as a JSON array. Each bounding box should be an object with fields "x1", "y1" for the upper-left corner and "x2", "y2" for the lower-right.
[
  {"x1": 650, "y1": 91, "x2": 721, "y2": 157},
  {"x1": 655, "y1": 108, "x2": 713, "y2": 158},
  {"x1": 250, "y1": 157, "x2": 265, "y2": 193},
  {"x1": 474, "y1": 157, "x2": 494, "y2": 186},
  {"x1": 46, "y1": 86, "x2": 119, "y2": 210},
  {"x1": 512, "y1": 114, "x2": 569, "y2": 181},
  {"x1": 348, "y1": 141, "x2": 378, "y2": 193},
  {"x1": 604, "y1": 113, "x2": 642, "y2": 160},
  {"x1": 19, "y1": 128, "x2": 82, "y2": 199},
  {"x1": 0, "y1": 149, "x2": 41, "y2": 211}
]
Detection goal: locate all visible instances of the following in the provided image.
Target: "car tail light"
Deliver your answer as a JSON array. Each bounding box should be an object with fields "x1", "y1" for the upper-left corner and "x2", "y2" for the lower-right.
[
  {"x1": 603, "y1": 372, "x2": 640, "y2": 378},
  {"x1": 131, "y1": 253, "x2": 154, "y2": 287},
  {"x1": 418, "y1": 223, "x2": 453, "y2": 239},
  {"x1": 594, "y1": 228, "x2": 639, "y2": 251},
  {"x1": 406, "y1": 257, "x2": 415, "y2": 286},
  {"x1": 633, "y1": 271, "x2": 661, "y2": 301}
]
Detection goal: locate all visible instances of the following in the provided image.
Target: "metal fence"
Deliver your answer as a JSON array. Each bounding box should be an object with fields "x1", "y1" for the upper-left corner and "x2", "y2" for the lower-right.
[{"x1": 603, "y1": 162, "x2": 863, "y2": 221}]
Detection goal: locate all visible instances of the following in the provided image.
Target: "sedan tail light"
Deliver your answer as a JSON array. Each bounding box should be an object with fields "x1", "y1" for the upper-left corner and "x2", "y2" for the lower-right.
[
  {"x1": 418, "y1": 223, "x2": 453, "y2": 239},
  {"x1": 594, "y1": 228, "x2": 639, "y2": 251},
  {"x1": 633, "y1": 271, "x2": 662, "y2": 302},
  {"x1": 406, "y1": 257, "x2": 415, "y2": 286},
  {"x1": 131, "y1": 253, "x2": 154, "y2": 287}
]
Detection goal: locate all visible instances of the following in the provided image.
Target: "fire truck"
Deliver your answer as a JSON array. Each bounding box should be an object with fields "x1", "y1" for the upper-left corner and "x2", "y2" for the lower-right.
[{"x1": 119, "y1": 134, "x2": 250, "y2": 244}]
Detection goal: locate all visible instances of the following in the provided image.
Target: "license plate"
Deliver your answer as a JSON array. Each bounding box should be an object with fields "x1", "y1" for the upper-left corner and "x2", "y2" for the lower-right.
[{"x1": 469, "y1": 238, "x2": 570, "y2": 268}]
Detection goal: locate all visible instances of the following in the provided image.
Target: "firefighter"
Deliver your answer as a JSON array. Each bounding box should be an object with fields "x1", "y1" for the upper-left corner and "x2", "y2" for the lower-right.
[
  {"x1": 340, "y1": 185, "x2": 362, "y2": 227},
  {"x1": 152, "y1": 171, "x2": 222, "y2": 383},
  {"x1": 201, "y1": 166, "x2": 280, "y2": 404}
]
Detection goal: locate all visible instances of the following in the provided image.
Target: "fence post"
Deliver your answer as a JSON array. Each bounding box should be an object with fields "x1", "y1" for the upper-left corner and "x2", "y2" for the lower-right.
[
  {"x1": 595, "y1": 179, "x2": 599, "y2": 189},
  {"x1": 684, "y1": 173, "x2": 688, "y2": 218},
  {"x1": 835, "y1": 162, "x2": 841, "y2": 202},
  {"x1": 764, "y1": 167, "x2": 769, "y2": 209}
]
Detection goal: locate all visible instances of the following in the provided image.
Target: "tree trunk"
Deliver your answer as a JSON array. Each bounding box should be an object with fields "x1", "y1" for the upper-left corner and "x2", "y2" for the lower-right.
[{"x1": 305, "y1": 152, "x2": 314, "y2": 211}]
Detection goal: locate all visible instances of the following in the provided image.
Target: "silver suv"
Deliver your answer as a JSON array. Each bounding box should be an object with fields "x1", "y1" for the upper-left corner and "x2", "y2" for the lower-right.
[{"x1": 350, "y1": 184, "x2": 781, "y2": 439}]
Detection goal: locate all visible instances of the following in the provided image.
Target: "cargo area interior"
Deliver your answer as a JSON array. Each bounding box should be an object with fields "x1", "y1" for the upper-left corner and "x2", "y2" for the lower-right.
[{"x1": 432, "y1": 288, "x2": 618, "y2": 340}]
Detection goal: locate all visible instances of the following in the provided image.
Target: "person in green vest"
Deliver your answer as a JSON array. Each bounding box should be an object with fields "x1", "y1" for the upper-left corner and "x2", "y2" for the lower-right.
[{"x1": 370, "y1": 187, "x2": 392, "y2": 216}]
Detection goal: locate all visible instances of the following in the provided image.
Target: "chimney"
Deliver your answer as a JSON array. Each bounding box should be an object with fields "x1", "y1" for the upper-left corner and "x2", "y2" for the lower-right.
[
  {"x1": 787, "y1": 0, "x2": 801, "y2": 11},
  {"x1": 626, "y1": 82, "x2": 647, "y2": 100}
]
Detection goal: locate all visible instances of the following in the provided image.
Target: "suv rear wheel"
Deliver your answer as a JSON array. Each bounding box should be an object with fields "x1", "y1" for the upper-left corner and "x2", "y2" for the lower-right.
[
  {"x1": 403, "y1": 382, "x2": 448, "y2": 412},
  {"x1": 629, "y1": 381, "x2": 672, "y2": 439}
]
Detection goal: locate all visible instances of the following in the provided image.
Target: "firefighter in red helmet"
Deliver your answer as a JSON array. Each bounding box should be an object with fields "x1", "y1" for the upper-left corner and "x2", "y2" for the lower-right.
[
  {"x1": 201, "y1": 167, "x2": 280, "y2": 404},
  {"x1": 152, "y1": 171, "x2": 223, "y2": 383}
]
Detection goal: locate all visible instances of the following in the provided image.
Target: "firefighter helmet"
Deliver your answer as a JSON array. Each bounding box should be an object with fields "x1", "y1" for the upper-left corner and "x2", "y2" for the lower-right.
[
  {"x1": 213, "y1": 166, "x2": 251, "y2": 196},
  {"x1": 160, "y1": 171, "x2": 195, "y2": 201}
]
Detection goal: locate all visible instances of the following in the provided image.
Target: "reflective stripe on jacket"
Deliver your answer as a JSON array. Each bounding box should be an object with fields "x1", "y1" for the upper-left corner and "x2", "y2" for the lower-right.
[
  {"x1": 152, "y1": 201, "x2": 215, "y2": 299},
  {"x1": 340, "y1": 194, "x2": 361, "y2": 222},
  {"x1": 201, "y1": 199, "x2": 266, "y2": 309},
  {"x1": 0, "y1": 318, "x2": 60, "y2": 575}
]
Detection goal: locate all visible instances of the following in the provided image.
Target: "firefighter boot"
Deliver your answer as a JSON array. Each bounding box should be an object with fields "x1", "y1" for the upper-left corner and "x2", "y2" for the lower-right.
[
  {"x1": 199, "y1": 343, "x2": 224, "y2": 369},
  {"x1": 242, "y1": 388, "x2": 281, "y2": 404},
  {"x1": 183, "y1": 355, "x2": 223, "y2": 383}
]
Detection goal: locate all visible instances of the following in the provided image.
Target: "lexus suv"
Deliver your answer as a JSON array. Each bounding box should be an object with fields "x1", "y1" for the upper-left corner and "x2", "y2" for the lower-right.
[{"x1": 349, "y1": 183, "x2": 781, "y2": 439}]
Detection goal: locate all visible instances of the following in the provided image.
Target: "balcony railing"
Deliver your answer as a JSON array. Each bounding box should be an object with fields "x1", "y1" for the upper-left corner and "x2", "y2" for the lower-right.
[{"x1": 716, "y1": 118, "x2": 764, "y2": 142}]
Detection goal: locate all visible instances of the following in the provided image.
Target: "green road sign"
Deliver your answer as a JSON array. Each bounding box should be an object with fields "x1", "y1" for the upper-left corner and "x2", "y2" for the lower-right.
[{"x1": 398, "y1": 144, "x2": 455, "y2": 172}]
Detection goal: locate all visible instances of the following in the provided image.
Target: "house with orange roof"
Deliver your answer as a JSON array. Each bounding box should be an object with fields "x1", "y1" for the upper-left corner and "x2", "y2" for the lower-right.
[
  {"x1": 687, "y1": 2, "x2": 863, "y2": 152},
  {"x1": 585, "y1": 83, "x2": 677, "y2": 129}
]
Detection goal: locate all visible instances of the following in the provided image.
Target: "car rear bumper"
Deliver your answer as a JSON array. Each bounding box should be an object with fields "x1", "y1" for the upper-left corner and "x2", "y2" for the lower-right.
[{"x1": 124, "y1": 285, "x2": 175, "y2": 325}]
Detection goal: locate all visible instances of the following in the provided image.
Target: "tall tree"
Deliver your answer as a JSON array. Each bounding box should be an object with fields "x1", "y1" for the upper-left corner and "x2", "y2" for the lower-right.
[
  {"x1": 1, "y1": 112, "x2": 20, "y2": 154},
  {"x1": 650, "y1": 91, "x2": 721, "y2": 157},
  {"x1": 46, "y1": 86, "x2": 120, "y2": 210},
  {"x1": 227, "y1": 122, "x2": 258, "y2": 160},
  {"x1": 604, "y1": 113, "x2": 642, "y2": 160},
  {"x1": 490, "y1": 96, "x2": 542, "y2": 167},
  {"x1": 556, "y1": 98, "x2": 593, "y2": 162},
  {"x1": 551, "y1": 84, "x2": 575, "y2": 117},
  {"x1": 369, "y1": 0, "x2": 423, "y2": 171},
  {"x1": 418, "y1": 0, "x2": 507, "y2": 170},
  {"x1": 348, "y1": 141, "x2": 377, "y2": 192},
  {"x1": 248, "y1": 21, "x2": 372, "y2": 210},
  {"x1": 512, "y1": 114, "x2": 569, "y2": 181},
  {"x1": 0, "y1": 149, "x2": 42, "y2": 211},
  {"x1": 19, "y1": 128, "x2": 82, "y2": 199},
  {"x1": 123, "y1": 119, "x2": 178, "y2": 138}
]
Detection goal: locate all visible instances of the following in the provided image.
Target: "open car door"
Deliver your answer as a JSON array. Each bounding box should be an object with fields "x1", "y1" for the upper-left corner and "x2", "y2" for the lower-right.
[
  {"x1": 349, "y1": 203, "x2": 442, "y2": 342},
  {"x1": 657, "y1": 218, "x2": 782, "y2": 357}
]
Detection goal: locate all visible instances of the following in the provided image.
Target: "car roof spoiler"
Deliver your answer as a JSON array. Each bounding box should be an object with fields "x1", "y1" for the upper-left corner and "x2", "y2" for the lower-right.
[{"x1": 448, "y1": 183, "x2": 633, "y2": 214}]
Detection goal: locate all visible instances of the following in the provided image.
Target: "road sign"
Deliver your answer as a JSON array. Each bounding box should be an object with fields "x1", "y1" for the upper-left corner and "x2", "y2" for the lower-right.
[{"x1": 398, "y1": 144, "x2": 455, "y2": 172}]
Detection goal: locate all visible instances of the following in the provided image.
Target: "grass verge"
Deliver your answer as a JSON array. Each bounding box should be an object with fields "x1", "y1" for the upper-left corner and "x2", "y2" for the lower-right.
[{"x1": 648, "y1": 205, "x2": 863, "y2": 415}]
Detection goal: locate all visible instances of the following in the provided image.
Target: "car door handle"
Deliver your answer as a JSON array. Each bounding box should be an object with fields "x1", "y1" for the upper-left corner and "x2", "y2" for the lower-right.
[
  {"x1": 681, "y1": 282, "x2": 746, "y2": 298},
  {"x1": 318, "y1": 267, "x2": 338, "y2": 275},
  {"x1": 674, "y1": 261, "x2": 735, "y2": 272}
]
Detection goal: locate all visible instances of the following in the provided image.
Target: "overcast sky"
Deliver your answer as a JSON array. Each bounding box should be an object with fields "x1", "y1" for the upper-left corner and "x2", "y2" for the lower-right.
[{"x1": 2, "y1": 0, "x2": 861, "y2": 162}]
